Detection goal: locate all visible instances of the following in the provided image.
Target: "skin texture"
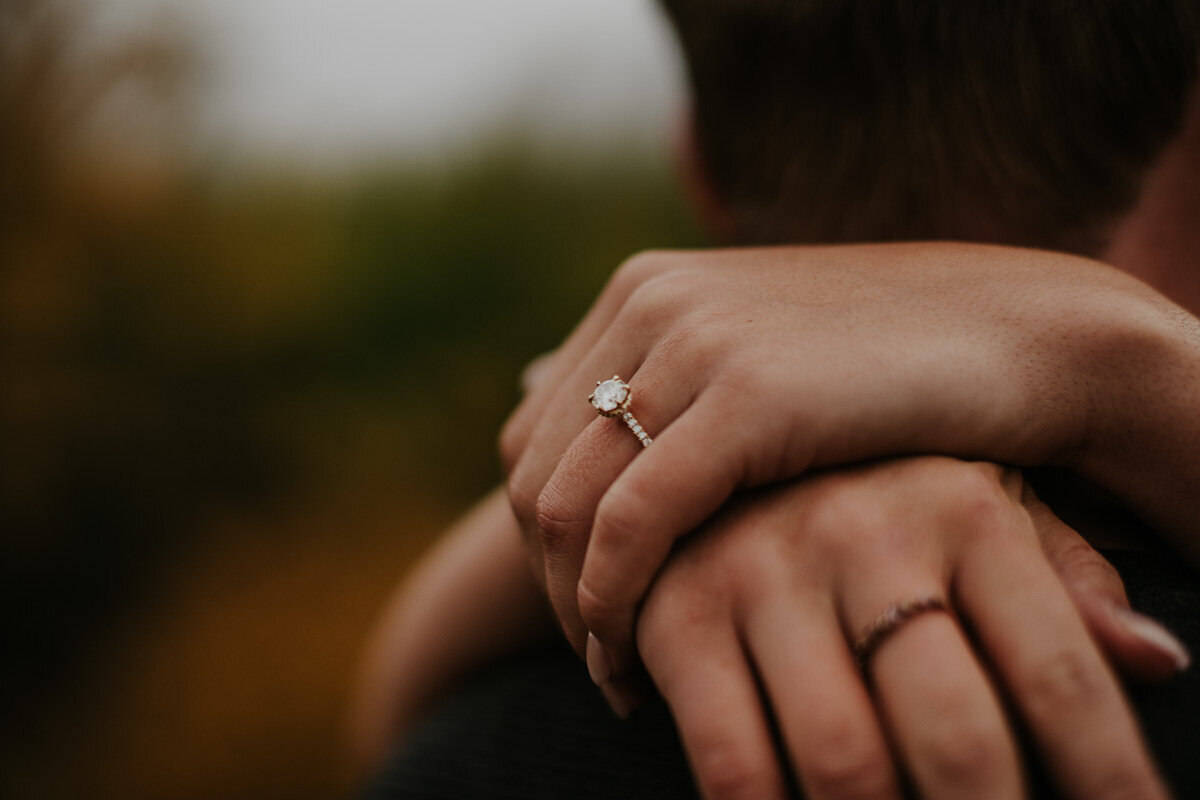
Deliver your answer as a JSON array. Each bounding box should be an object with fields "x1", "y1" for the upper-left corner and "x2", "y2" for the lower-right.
[
  {"x1": 501, "y1": 242, "x2": 1200, "y2": 685},
  {"x1": 636, "y1": 458, "x2": 1167, "y2": 800},
  {"x1": 349, "y1": 460, "x2": 1187, "y2": 798}
]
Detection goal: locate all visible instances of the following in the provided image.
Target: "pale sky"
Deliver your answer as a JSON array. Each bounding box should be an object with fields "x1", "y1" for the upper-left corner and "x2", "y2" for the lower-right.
[{"x1": 93, "y1": 0, "x2": 685, "y2": 165}]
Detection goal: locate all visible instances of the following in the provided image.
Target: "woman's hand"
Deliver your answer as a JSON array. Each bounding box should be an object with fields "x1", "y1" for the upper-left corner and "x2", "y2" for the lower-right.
[
  {"x1": 501, "y1": 242, "x2": 1200, "y2": 678},
  {"x1": 633, "y1": 458, "x2": 1178, "y2": 800}
]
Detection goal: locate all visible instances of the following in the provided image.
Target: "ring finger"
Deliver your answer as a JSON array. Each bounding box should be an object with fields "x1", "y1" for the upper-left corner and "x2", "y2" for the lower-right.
[{"x1": 845, "y1": 573, "x2": 1023, "y2": 799}]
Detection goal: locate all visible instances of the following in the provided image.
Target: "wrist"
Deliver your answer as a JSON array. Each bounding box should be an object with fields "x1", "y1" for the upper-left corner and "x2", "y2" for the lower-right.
[{"x1": 1071, "y1": 286, "x2": 1200, "y2": 553}]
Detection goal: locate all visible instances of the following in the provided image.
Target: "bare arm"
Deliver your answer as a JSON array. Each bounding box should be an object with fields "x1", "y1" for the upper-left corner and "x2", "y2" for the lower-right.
[{"x1": 348, "y1": 487, "x2": 555, "y2": 772}]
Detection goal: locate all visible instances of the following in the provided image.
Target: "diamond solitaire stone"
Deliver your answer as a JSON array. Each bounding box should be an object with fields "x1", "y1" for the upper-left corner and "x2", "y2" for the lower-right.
[
  {"x1": 589, "y1": 375, "x2": 651, "y2": 446},
  {"x1": 590, "y1": 377, "x2": 630, "y2": 416}
]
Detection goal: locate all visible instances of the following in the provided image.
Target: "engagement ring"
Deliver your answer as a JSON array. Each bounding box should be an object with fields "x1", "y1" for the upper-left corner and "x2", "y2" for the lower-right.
[{"x1": 589, "y1": 376, "x2": 651, "y2": 447}]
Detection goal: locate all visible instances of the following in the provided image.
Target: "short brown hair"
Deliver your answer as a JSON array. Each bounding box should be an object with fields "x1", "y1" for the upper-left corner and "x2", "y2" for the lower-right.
[{"x1": 659, "y1": 0, "x2": 1198, "y2": 254}]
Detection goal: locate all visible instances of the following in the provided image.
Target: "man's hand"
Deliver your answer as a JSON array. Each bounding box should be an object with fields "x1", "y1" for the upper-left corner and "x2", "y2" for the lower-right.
[
  {"x1": 501, "y1": 242, "x2": 1200, "y2": 679},
  {"x1": 633, "y1": 458, "x2": 1182, "y2": 800}
]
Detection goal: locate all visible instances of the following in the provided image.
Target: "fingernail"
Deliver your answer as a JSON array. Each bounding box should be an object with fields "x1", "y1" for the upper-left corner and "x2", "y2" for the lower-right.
[
  {"x1": 600, "y1": 682, "x2": 636, "y2": 720},
  {"x1": 586, "y1": 632, "x2": 613, "y2": 685},
  {"x1": 1115, "y1": 607, "x2": 1191, "y2": 671}
]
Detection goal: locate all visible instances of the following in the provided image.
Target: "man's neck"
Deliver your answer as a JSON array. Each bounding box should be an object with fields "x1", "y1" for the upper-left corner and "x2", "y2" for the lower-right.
[{"x1": 1105, "y1": 81, "x2": 1200, "y2": 315}]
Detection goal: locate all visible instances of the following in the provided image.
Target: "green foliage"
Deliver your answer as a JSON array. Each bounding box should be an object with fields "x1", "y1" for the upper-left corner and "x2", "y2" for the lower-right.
[
  {"x1": 1, "y1": 3, "x2": 705, "y2": 793},
  {"x1": 76, "y1": 146, "x2": 704, "y2": 521},
  {"x1": 324, "y1": 149, "x2": 704, "y2": 498},
  {"x1": 2, "y1": 143, "x2": 702, "y2": 775}
]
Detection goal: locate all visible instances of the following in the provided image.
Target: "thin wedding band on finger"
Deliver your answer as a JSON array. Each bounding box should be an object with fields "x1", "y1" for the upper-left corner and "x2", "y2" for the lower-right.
[
  {"x1": 589, "y1": 376, "x2": 652, "y2": 447},
  {"x1": 854, "y1": 596, "x2": 950, "y2": 668}
]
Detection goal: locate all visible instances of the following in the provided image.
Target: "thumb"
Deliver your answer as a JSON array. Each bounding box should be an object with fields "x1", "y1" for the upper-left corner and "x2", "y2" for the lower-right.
[{"x1": 1025, "y1": 489, "x2": 1190, "y2": 682}]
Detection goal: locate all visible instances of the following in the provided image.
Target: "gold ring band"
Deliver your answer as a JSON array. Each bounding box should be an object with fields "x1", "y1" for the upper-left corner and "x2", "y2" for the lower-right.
[{"x1": 589, "y1": 376, "x2": 652, "y2": 448}]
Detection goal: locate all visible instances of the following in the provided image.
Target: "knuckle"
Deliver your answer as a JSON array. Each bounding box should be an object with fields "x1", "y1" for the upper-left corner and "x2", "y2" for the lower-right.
[
  {"x1": 707, "y1": 362, "x2": 760, "y2": 407},
  {"x1": 936, "y1": 462, "x2": 1021, "y2": 541},
  {"x1": 612, "y1": 249, "x2": 679, "y2": 292},
  {"x1": 638, "y1": 553, "x2": 731, "y2": 663},
  {"x1": 644, "y1": 579, "x2": 715, "y2": 638},
  {"x1": 694, "y1": 742, "x2": 772, "y2": 800},
  {"x1": 957, "y1": 496, "x2": 1015, "y2": 546},
  {"x1": 593, "y1": 483, "x2": 649, "y2": 555},
  {"x1": 1023, "y1": 646, "x2": 1107, "y2": 721},
  {"x1": 638, "y1": 596, "x2": 724, "y2": 681},
  {"x1": 721, "y1": 551, "x2": 778, "y2": 610},
  {"x1": 623, "y1": 269, "x2": 695, "y2": 324},
  {"x1": 797, "y1": 485, "x2": 880, "y2": 556},
  {"x1": 1054, "y1": 541, "x2": 1124, "y2": 595},
  {"x1": 666, "y1": 314, "x2": 730, "y2": 371},
  {"x1": 799, "y1": 729, "x2": 893, "y2": 798},
  {"x1": 656, "y1": 324, "x2": 709, "y2": 373},
  {"x1": 918, "y1": 716, "x2": 1013, "y2": 789},
  {"x1": 534, "y1": 484, "x2": 586, "y2": 555}
]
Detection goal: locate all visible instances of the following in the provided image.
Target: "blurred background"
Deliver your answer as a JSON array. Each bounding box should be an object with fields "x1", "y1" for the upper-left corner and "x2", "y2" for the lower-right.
[{"x1": 0, "y1": 1, "x2": 702, "y2": 796}]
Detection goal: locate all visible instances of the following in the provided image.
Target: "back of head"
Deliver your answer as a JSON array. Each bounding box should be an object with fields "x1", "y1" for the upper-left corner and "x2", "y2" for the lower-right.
[{"x1": 659, "y1": 0, "x2": 1198, "y2": 254}]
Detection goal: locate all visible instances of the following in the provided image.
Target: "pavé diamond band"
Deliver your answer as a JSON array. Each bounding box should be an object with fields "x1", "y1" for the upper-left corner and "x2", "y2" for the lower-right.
[{"x1": 589, "y1": 376, "x2": 652, "y2": 447}]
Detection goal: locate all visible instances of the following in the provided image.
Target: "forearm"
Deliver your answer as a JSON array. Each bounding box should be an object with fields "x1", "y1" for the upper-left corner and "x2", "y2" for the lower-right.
[
  {"x1": 349, "y1": 487, "x2": 555, "y2": 771},
  {"x1": 1072, "y1": 295, "x2": 1200, "y2": 567},
  {"x1": 861, "y1": 245, "x2": 1200, "y2": 566}
]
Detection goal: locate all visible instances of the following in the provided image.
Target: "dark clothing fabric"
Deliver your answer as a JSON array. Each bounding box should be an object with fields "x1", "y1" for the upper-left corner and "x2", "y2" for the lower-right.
[{"x1": 361, "y1": 550, "x2": 1200, "y2": 799}]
